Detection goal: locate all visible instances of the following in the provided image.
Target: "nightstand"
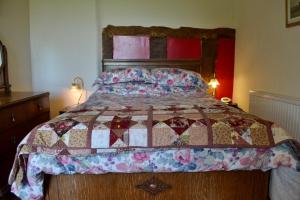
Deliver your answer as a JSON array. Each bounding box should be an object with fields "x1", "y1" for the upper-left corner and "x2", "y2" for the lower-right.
[
  {"x1": 227, "y1": 102, "x2": 238, "y2": 108},
  {"x1": 227, "y1": 102, "x2": 242, "y2": 111}
]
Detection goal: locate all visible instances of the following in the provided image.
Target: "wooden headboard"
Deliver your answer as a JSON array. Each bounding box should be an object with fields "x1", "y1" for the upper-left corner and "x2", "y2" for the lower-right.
[{"x1": 102, "y1": 25, "x2": 235, "y2": 81}]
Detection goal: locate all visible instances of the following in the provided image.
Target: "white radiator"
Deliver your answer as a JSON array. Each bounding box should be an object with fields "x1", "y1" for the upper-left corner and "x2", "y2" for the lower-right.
[{"x1": 249, "y1": 90, "x2": 300, "y2": 142}]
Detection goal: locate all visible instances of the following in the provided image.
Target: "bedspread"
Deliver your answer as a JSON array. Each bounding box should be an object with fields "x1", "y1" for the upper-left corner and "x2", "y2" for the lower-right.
[
  {"x1": 9, "y1": 93, "x2": 300, "y2": 199},
  {"x1": 11, "y1": 144, "x2": 300, "y2": 200}
]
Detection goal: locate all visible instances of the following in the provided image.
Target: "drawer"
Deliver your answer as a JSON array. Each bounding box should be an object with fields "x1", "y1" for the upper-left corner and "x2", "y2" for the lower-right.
[
  {"x1": 0, "y1": 113, "x2": 50, "y2": 157},
  {"x1": 0, "y1": 95, "x2": 49, "y2": 131},
  {"x1": 0, "y1": 113, "x2": 50, "y2": 195},
  {"x1": 36, "y1": 95, "x2": 50, "y2": 113},
  {"x1": 0, "y1": 103, "x2": 29, "y2": 131},
  {"x1": 0, "y1": 153, "x2": 14, "y2": 193},
  {"x1": 15, "y1": 113, "x2": 50, "y2": 146},
  {"x1": 28, "y1": 95, "x2": 50, "y2": 117},
  {"x1": 0, "y1": 131, "x2": 17, "y2": 190},
  {"x1": 0, "y1": 130, "x2": 14, "y2": 154}
]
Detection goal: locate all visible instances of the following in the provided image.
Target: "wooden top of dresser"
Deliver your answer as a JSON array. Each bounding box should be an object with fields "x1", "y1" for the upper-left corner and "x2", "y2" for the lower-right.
[{"x1": 0, "y1": 92, "x2": 49, "y2": 109}]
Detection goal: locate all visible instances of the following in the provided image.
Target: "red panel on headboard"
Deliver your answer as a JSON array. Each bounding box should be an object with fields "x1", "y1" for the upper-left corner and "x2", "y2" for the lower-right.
[
  {"x1": 167, "y1": 37, "x2": 202, "y2": 59},
  {"x1": 215, "y1": 38, "x2": 235, "y2": 100},
  {"x1": 113, "y1": 36, "x2": 150, "y2": 59}
]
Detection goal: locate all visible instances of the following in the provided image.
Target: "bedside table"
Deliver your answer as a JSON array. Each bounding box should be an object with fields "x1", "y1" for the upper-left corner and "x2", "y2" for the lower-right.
[
  {"x1": 59, "y1": 105, "x2": 77, "y2": 115},
  {"x1": 227, "y1": 102, "x2": 243, "y2": 111},
  {"x1": 227, "y1": 102, "x2": 238, "y2": 108}
]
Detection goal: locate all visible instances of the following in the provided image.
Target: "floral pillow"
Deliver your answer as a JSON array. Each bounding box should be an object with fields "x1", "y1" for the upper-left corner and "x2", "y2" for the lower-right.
[
  {"x1": 154, "y1": 84, "x2": 207, "y2": 95},
  {"x1": 96, "y1": 82, "x2": 158, "y2": 96},
  {"x1": 93, "y1": 67, "x2": 151, "y2": 86},
  {"x1": 95, "y1": 82, "x2": 206, "y2": 96},
  {"x1": 151, "y1": 68, "x2": 208, "y2": 89}
]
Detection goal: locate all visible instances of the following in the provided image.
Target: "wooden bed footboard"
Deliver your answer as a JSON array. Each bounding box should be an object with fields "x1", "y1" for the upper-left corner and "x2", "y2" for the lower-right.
[{"x1": 45, "y1": 171, "x2": 270, "y2": 200}]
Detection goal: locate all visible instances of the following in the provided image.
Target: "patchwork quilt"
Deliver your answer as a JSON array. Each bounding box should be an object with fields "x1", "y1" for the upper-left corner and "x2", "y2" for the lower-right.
[
  {"x1": 9, "y1": 93, "x2": 300, "y2": 199},
  {"x1": 14, "y1": 95, "x2": 295, "y2": 152}
]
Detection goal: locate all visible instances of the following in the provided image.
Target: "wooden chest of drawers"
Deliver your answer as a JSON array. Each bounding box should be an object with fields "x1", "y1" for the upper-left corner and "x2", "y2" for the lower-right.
[{"x1": 0, "y1": 92, "x2": 50, "y2": 197}]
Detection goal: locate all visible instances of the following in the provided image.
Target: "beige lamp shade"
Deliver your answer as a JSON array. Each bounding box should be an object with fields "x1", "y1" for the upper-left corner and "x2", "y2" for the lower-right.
[
  {"x1": 70, "y1": 77, "x2": 84, "y2": 104},
  {"x1": 208, "y1": 78, "x2": 220, "y2": 89}
]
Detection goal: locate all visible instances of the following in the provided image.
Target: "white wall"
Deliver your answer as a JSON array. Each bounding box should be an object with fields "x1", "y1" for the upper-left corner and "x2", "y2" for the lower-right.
[
  {"x1": 0, "y1": 0, "x2": 32, "y2": 91},
  {"x1": 97, "y1": 0, "x2": 235, "y2": 28},
  {"x1": 29, "y1": 0, "x2": 98, "y2": 116},
  {"x1": 5, "y1": 0, "x2": 299, "y2": 116},
  {"x1": 28, "y1": 0, "x2": 235, "y2": 116},
  {"x1": 96, "y1": 0, "x2": 236, "y2": 71},
  {"x1": 233, "y1": 0, "x2": 300, "y2": 111}
]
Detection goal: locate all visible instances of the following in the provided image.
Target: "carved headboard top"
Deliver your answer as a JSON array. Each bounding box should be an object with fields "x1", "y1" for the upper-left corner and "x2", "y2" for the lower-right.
[{"x1": 102, "y1": 25, "x2": 235, "y2": 81}]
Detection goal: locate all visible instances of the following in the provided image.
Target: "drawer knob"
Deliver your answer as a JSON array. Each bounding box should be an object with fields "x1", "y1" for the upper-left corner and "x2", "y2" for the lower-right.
[
  {"x1": 136, "y1": 176, "x2": 171, "y2": 196},
  {"x1": 11, "y1": 136, "x2": 16, "y2": 144},
  {"x1": 38, "y1": 104, "x2": 43, "y2": 111},
  {"x1": 11, "y1": 113, "x2": 16, "y2": 123}
]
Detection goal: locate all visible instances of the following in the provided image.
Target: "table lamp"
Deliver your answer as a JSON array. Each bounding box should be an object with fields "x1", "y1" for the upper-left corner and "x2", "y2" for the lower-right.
[
  {"x1": 208, "y1": 74, "x2": 220, "y2": 97},
  {"x1": 71, "y1": 76, "x2": 84, "y2": 104}
]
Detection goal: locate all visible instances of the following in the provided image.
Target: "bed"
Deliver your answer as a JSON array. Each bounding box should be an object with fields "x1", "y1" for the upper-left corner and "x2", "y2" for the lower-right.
[{"x1": 9, "y1": 26, "x2": 300, "y2": 200}]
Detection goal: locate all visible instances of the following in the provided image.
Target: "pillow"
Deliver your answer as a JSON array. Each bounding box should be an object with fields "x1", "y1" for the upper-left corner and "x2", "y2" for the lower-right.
[
  {"x1": 154, "y1": 84, "x2": 207, "y2": 96},
  {"x1": 93, "y1": 67, "x2": 151, "y2": 86},
  {"x1": 95, "y1": 82, "x2": 206, "y2": 96},
  {"x1": 96, "y1": 82, "x2": 158, "y2": 96},
  {"x1": 150, "y1": 68, "x2": 208, "y2": 89}
]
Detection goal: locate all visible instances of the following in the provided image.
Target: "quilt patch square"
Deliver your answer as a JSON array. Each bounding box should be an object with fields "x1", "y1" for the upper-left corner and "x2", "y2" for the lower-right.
[
  {"x1": 129, "y1": 127, "x2": 147, "y2": 146},
  {"x1": 49, "y1": 119, "x2": 79, "y2": 137},
  {"x1": 152, "y1": 123, "x2": 178, "y2": 146},
  {"x1": 189, "y1": 121, "x2": 208, "y2": 145},
  {"x1": 91, "y1": 129, "x2": 110, "y2": 148},
  {"x1": 33, "y1": 130, "x2": 58, "y2": 147},
  {"x1": 212, "y1": 122, "x2": 232, "y2": 145},
  {"x1": 67, "y1": 129, "x2": 88, "y2": 147},
  {"x1": 163, "y1": 117, "x2": 196, "y2": 136}
]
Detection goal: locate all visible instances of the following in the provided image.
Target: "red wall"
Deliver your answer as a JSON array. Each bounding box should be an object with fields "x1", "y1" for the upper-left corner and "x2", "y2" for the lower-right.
[{"x1": 215, "y1": 38, "x2": 235, "y2": 100}]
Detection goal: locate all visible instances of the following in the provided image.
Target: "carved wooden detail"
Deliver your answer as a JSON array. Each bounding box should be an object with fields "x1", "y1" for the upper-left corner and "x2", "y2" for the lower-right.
[
  {"x1": 103, "y1": 25, "x2": 235, "y2": 39},
  {"x1": 45, "y1": 171, "x2": 270, "y2": 200},
  {"x1": 136, "y1": 176, "x2": 171, "y2": 196}
]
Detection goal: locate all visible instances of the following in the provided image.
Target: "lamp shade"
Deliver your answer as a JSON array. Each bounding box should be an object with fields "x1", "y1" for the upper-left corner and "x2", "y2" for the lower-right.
[
  {"x1": 70, "y1": 77, "x2": 85, "y2": 104},
  {"x1": 208, "y1": 78, "x2": 220, "y2": 89},
  {"x1": 71, "y1": 83, "x2": 79, "y2": 91}
]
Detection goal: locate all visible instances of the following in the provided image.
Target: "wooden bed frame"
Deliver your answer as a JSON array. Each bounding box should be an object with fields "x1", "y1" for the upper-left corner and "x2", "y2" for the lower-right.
[
  {"x1": 44, "y1": 26, "x2": 270, "y2": 200},
  {"x1": 45, "y1": 171, "x2": 270, "y2": 200}
]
